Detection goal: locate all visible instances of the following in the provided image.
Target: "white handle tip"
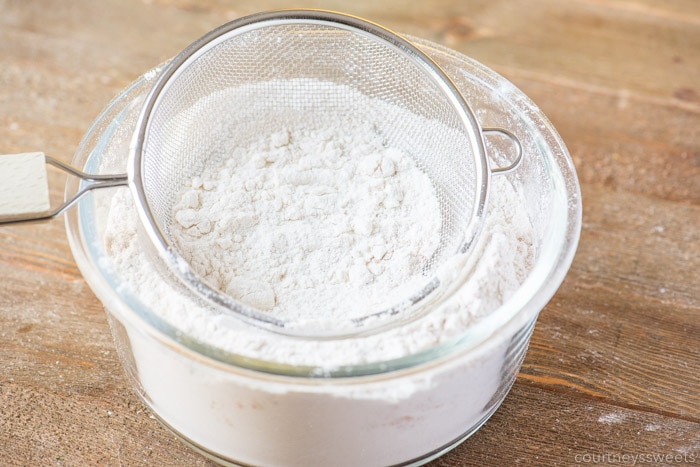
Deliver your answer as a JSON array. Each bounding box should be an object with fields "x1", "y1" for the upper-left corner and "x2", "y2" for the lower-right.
[{"x1": 0, "y1": 152, "x2": 51, "y2": 219}]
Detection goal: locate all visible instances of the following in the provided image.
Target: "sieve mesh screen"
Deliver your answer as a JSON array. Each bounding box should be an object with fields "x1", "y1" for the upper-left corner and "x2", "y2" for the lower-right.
[{"x1": 133, "y1": 12, "x2": 487, "y2": 336}]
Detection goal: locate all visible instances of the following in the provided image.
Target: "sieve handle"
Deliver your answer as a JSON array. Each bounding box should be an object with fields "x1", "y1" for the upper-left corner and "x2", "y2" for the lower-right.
[
  {"x1": 0, "y1": 152, "x2": 127, "y2": 225},
  {"x1": 483, "y1": 127, "x2": 523, "y2": 175}
]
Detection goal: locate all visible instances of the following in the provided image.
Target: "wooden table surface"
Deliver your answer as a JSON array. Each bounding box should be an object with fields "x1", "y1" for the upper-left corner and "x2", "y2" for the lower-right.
[{"x1": 1, "y1": 1, "x2": 698, "y2": 465}]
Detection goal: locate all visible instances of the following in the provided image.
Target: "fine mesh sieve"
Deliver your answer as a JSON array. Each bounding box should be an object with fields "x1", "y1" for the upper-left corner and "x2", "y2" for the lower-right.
[{"x1": 1, "y1": 10, "x2": 523, "y2": 338}]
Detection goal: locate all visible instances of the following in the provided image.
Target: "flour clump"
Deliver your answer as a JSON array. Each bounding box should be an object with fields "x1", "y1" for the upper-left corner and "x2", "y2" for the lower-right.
[{"x1": 171, "y1": 104, "x2": 442, "y2": 324}]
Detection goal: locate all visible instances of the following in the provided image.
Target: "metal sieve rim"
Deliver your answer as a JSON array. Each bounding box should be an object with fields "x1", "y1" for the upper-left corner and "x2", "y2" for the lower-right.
[{"x1": 127, "y1": 9, "x2": 490, "y2": 338}]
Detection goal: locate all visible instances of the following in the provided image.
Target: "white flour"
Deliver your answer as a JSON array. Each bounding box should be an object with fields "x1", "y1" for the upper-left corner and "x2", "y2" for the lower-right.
[
  {"x1": 104, "y1": 181, "x2": 531, "y2": 368},
  {"x1": 171, "y1": 121, "x2": 441, "y2": 323},
  {"x1": 102, "y1": 80, "x2": 534, "y2": 368}
]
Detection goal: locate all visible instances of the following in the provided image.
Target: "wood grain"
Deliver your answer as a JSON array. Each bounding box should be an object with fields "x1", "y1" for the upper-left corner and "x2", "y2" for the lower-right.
[
  {"x1": 437, "y1": 383, "x2": 700, "y2": 466},
  {"x1": 1, "y1": 0, "x2": 698, "y2": 465},
  {"x1": 523, "y1": 186, "x2": 699, "y2": 417}
]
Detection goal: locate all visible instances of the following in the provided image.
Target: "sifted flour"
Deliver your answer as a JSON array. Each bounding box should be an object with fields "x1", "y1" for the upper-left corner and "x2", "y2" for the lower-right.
[
  {"x1": 103, "y1": 173, "x2": 532, "y2": 369},
  {"x1": 102, "y1": 79, "x2": 534, "y2": 368}
]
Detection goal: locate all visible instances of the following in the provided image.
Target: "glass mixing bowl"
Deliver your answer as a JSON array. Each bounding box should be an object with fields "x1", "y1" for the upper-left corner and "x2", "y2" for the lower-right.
[{"x1": 64, "y1": 36, "x2": 581, "y2": 466}]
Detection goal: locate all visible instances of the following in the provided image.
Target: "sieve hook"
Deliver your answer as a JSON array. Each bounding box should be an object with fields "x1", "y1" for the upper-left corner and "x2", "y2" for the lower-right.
[
  {"x1": 483, "y1": 127, "x2": 523, "y2": 175},
  {"x1": 0, "y1": 152, "x2": 127, "y2": 225}
]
